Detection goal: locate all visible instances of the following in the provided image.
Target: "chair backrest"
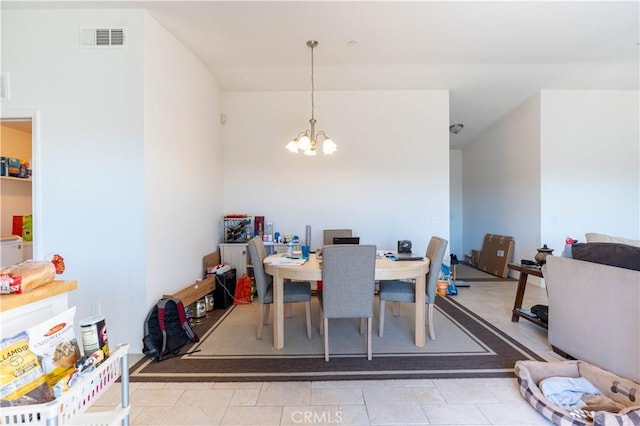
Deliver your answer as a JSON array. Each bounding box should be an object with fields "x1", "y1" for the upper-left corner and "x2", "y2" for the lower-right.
[
  {"x1": 323, "y1": 229, "x2": 352, "y2": 246},
  {"x1": 247, "y1": 237, "x2": 272, "y2": 303},
  {"x1": 425, "y1": 236, "x2": 448, "y2": 304},
  {"x1": 321, "y1": 244, "x2": 376, "y2": 319}
]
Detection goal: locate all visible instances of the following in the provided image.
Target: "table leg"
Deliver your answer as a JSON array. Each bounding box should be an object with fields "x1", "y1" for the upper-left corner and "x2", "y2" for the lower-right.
[
  {"x1": 414, "y1": 273, "x2": 426, "y2": 348},
  {"x1": 273, "y1": 271, "x2": 285, "y2": 349},
  {"x1": 511, "y1": 271, "x2": 529, "y2": 322}
]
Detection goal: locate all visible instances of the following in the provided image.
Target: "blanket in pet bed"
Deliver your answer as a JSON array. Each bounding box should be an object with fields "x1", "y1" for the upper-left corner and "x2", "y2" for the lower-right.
[{"x1": 515, "y1": 360, "x2": 640, "y2": 425}]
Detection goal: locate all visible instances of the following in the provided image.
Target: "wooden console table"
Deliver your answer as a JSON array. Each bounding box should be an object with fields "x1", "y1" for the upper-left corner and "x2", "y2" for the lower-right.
[{"x1": 508, "y1": 263, "x2": 547, "y2": 329}]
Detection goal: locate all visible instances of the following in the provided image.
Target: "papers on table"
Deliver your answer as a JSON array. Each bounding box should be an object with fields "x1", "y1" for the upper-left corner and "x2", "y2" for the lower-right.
[
  {"x1": 377, "y1": 250, "x2": 394, "y2": 258},
  {"x1": 264, "y1": 257, "x2": 307, "y2": 266}
]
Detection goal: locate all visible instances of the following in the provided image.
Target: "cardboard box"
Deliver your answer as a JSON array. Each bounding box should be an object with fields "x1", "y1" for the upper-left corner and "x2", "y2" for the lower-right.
[
  {"x1": 471, "y1": 250, "x2": 481, "y2": 268},
  {"x1": 12, "y1": 215, "x2": 33, "y2": 242},
  {"x1": 477, "y1": 234, "x2": 514, "y2": 278},
  {"x1": 6, "y1": 158, "x2": 20, "y2": 177}
]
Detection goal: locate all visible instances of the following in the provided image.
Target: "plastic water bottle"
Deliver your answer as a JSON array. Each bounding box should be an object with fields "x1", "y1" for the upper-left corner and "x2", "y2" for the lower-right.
[
  {"x1": 561, "y1": 237, "x2": 576, "y2": 258},
  {"x1": 287, "y1": 241, "x2": 294, "y2": 257}
]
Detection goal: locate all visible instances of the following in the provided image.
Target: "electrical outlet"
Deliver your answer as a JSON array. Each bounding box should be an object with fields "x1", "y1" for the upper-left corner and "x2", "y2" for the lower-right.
[{"x1": 432, "y1": 216, "x2": 440, "y2": 224}]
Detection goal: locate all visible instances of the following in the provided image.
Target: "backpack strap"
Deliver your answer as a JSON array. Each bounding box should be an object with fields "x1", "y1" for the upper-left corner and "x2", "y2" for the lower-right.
[
  {"x1": 172, "y1": 299, "x2": 199, "y2": 342},
  {"x1": 156, "y1": 298, "x2": 171, "y2": 357},
  {"x1": 142, "y1": 305, "x2": 161, "y2": 361}
]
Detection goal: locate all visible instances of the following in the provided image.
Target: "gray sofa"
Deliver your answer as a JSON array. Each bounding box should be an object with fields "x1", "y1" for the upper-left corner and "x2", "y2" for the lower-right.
[{"x1": 544, "y1": 255, "x2": 640, "y2": 383}]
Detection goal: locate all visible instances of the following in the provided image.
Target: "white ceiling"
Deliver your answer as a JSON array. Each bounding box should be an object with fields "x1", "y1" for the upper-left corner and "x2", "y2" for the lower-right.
[{"x1": 4, "y1": 1, "x2": 639, "y2": 147}]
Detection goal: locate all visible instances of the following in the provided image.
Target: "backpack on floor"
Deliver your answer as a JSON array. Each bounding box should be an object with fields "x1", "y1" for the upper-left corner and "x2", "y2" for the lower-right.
[{"x1": 142, "y1": 298, "x2": 199, "y2": 362}]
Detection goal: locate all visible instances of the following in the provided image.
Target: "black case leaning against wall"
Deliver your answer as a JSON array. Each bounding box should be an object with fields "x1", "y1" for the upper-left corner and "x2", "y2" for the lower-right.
[{"x1": 212, "y1": 268, "x2": 237, "y2": 309}]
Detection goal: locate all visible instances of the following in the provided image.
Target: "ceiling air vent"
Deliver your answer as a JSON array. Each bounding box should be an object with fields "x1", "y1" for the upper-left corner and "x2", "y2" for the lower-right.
[{"x1": 80, "y1": 28, "x2": 126, "y2": 47}]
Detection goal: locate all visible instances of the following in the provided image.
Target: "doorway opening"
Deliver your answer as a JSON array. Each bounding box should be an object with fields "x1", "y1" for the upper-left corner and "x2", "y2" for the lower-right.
[{"x1": 1, "y1": 112, "x2": 38, "y2": 263}]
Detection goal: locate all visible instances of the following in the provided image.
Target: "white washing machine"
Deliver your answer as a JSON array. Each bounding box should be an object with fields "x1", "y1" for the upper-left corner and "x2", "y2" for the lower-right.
[{"x1": 1, "y1": 234, "x2": 23, "y2": 267}]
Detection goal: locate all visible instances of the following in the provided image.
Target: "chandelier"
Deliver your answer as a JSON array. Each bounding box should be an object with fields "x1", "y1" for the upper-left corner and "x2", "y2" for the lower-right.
[{"x1": 285, "y1": 40, "x2": 337, "y2": 156}]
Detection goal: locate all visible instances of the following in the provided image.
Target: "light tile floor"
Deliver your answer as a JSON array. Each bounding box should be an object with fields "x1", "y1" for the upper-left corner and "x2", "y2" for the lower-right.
[{"x1": 93, "y1": 279, "x2": 564, "y2": 425}]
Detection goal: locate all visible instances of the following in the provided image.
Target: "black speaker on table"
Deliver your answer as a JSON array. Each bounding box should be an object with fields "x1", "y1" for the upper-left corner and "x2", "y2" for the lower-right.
[{"x1": 398, "y1": 240, "x2": 412, "y2": 254}]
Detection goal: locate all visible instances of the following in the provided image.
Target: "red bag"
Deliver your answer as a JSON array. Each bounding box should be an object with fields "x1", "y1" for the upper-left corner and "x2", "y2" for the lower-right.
[{"x1": 234, "y1": 275, "x2": 252, "y2": 305}]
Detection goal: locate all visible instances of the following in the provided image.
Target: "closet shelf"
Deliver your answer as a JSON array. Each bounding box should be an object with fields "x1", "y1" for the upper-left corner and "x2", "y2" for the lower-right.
[{"x1": 1, "y1": 176, "x2": 32, "y2": 182}]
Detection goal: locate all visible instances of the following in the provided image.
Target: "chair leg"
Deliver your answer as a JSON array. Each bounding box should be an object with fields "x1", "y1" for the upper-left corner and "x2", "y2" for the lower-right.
[
  {"x1": 427, "y1": 303, "x2": 436, "y2": 340},
  {"x1": 319, "y1": 308, "x2": 324, "y2": 336},
  {"x1": 367, "y1": 317, "x2": 372, "y2": 360},
  {"x1": 256, "y1": 303, "x2": 264, "y2": 339},
  {"x1": 264, "y1": 303, "x2": 271, "y2": 325},
  {"x1": 392, "y1": 301, "x2": 400, "y2": 316},
  {"x1": 324, "y1": 318, "x2": 329, "y2": 361},
  {"x1": 305, "y1": 301, "x2": 312, "y2": 339},
  {"x1": 359, "y1": 318, "x2": 365, "y2": 335},
  {"x1": 379, "y1": 300, "x2": 386, "y2": 337}
]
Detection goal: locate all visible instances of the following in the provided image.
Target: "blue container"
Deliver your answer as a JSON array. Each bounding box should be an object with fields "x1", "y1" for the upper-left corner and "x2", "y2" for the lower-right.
[
  {"x1": 0, "y1": 157, "x2": 6, "y2": 176},
  {"x1": 6, "y1": 158, "x2": 20, "y2": 177}
]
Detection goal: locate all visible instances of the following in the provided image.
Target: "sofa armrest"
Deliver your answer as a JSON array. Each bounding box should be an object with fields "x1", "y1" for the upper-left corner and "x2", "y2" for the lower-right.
[{"x1": 544, "y1": 256, "x2": 640, "y2": 382}]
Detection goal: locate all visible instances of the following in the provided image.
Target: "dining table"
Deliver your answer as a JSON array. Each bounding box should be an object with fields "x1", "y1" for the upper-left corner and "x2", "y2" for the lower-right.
[{"x1": 263, "y1": 252, "x2": 430, "y2": 350}]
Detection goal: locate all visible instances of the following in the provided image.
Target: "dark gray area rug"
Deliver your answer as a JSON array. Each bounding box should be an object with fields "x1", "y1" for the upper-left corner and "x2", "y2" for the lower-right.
[{"x1": 130, "y1": 296, "x2": 544, "y2": 382}]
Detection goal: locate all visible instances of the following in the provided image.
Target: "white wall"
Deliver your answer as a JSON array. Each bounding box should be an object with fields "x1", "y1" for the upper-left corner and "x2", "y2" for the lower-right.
[
  {"x1": 142, "y1": 13, "x2": 223, "y2": 309},
  {"x1": 449, "y1": 149, "x2": 463, "y2": 258},
  {"x1": 2, "y1": 9, "x2": 147, "y2": 347},
  {"x1": 462, "y1": 94, "x2": 542, "y2": 268},
  {"x1": 462, "y1": 90, "x2": 639, "y2": 276},
  {"x1": 221, "y1": 91, "x2": 450, "y2": 254},
  {"x1": 2, "y1": 10, "x2": 223, "y2": 352},
  {"x1": 540, "y1": 90, "x2": 640, "y2": 248}
]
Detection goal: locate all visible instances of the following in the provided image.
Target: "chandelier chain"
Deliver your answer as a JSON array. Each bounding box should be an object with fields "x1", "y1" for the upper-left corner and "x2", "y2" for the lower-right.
[{"x1": 310, "y1": 42, "x2": 315, "y2": 121}]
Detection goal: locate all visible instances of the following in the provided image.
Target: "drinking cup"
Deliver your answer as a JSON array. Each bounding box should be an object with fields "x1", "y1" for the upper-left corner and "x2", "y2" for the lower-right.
[{"x1": 301, "y1": 245, "x2": 310, "y2": 260}]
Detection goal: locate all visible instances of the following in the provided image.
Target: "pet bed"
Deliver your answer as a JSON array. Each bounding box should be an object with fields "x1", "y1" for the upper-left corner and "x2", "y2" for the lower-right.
[{"x1": 515, "y1": 360, "x2": 640, "y2": 425}]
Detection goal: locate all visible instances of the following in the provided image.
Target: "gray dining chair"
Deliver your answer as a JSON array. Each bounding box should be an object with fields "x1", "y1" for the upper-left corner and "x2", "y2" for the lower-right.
[
  {"x1": 247, "y1": 237, "x2": 312, "y2": 340},
  {"x1": 378, "y1": 236, "x2": 448, "y2": 340},
  {"x1": 323, "y1": 229, "x2": 352, "y2": 246},
  {"x1": 318, "y1": 244, "x2": 377, "y2": 361}
]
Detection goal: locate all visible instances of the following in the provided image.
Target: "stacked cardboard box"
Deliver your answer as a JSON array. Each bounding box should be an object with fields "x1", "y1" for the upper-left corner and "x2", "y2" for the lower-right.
[{"x1": 477, "y1": 234, "x2": 514, "y2": 278}]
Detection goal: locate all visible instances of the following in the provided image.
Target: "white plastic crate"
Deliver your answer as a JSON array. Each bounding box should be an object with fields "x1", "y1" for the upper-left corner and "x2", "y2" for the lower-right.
[{"x1": 0, "y1": 343, "x2": 130, "y2": 425}]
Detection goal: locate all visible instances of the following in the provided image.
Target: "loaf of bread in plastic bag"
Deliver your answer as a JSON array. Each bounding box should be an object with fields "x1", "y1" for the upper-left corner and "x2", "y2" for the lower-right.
[{"x1": 0, "y1": 260, "x2": 56, "y2": 294}]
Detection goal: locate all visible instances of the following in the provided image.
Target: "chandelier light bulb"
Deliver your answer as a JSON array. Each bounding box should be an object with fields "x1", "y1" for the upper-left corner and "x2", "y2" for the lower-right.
[
  {"x1": 297, "y1": 135, "x2": 311, "y2": 151},
  {"x1": 323, "y1": 139, "x2": 337, "y2": 155},
  {"x1": 286, "y1": 141, "x2": 299, "y2": 153}
]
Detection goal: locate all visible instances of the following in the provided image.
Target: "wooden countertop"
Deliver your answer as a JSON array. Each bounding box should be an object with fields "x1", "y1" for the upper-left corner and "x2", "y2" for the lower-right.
[{"x1": 0, "y1": 280, "x2": 78, "y2": 312}]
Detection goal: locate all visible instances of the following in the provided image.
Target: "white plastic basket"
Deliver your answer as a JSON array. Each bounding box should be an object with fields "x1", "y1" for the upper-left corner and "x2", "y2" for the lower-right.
[{"x1": 0, "y1": 343, "x2": 130, "y2": 425}]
